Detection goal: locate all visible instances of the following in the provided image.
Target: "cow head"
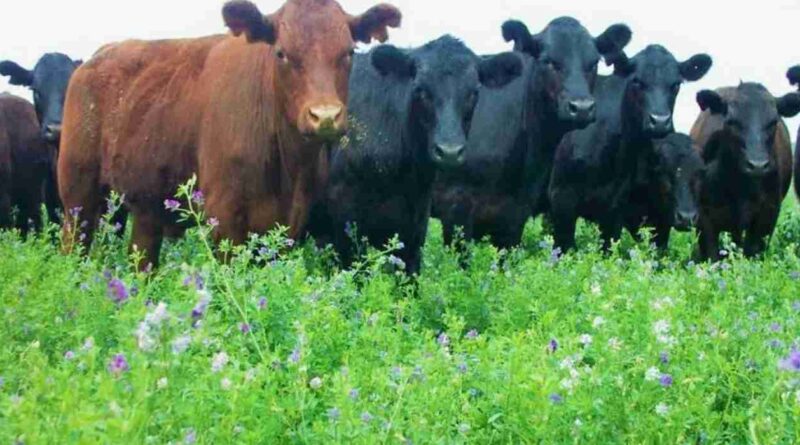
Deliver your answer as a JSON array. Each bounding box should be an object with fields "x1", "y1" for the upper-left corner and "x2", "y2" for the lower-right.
[
  {"x1": 787, "y1": 65, "x2": 800, "y2": 90},
  {"x1": 652, "y1": 133, "x2": 704, "y2": 231},
  {"x1": 0, "y1": 53, "x2": 82, "y2": 144},
  {"x1": 615, "y1": 46, "x2": 712, "y2": 138},
  {"x1": 502, "y1": 17, "x2": 631, "y2": 127},
  {"x1": 697, "y1": 84, "x2": 800, "y2": 176},
  {"x1": 371, "y1": 36, "x2": 522, "y2": 168},
  {"x1": 223, "y1": 0, "x2": 401, "y2": 143}
]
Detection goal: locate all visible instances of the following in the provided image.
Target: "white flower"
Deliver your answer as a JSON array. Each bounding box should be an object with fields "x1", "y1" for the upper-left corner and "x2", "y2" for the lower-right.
[
  {"x1": 655, "y1": 403, "x2": 670, "y2": 417},
  {"x1": 245, "y1": 368, "x2": 257, "y2": 383},
  {"x1": 574, "y1": 418, "x2": 583, "y2": 427},
  {"x1": 579, "y1": 334, "x2": 593, "y2": 346},
  {"x1": 109, "y1": 401, "x2": 122, "y2": 417},
  {"x1": 645, "y1": 367, "x2": 662, "y2": 382},
  {"x1": 221, "y1": 377, "x2": 232, "y2": 391},
  {"x1": 653, "y1": 320, "x2": 671, "y2": 336},
  {"x1": 135, "y1": 322, "x2": 156, "y2": 352},
  {"x1": 590, "y1": 283, "x2": 602, "y2": 296},
  {"x1": 651, "y1": 297, "x2": 674, "y2": 311},
  {"x1": 559, "y1": 357, "x2": 576, "y2": 370},
  {"x1": 172, "y1": 334, "x2": 192, "y2": 355},
  {"x1": 157, "y1": 377, "x2": 168, "y2": 390},
  {"x1": 592, "y1": 316, "x2": 606, "y2": 329},
  {"x1": 309, "y1": 377, "x2": 323, "y2": 390},
  {"x1": 608, "y1": 337, "x2": 623, "y2": 351},
  {"x1": 82, "y1": 337, "x2": 95, "y2": 351},
  {"x1": 145, "y1": 302, "x2": 170, "y2": 327},
  {"x1": 560, "y1": 377, "x2": 578, "y2": 392},
  {"x1": 211, "y1": 352, "x2": 229, "y2": 373},
  {"x1": 698, "y1": 352, "x2": 706, "y2": 361}
]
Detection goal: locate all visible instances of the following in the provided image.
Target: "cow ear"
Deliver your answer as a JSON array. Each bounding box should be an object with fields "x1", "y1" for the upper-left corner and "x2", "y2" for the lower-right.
[
  {"x1": 349, "y1": 4, "x2": 402, "y2": 44},
  {"x1": 478, "y1": 52, "x2": 523, "y2": 89},
  {"x1": 680, "y1": 54, "x2": 712, "y2": 82},
  {"x1": 697, "y1": 90, "x2": 727, "y2": 115},
  {"x1": 776, "y1": 92, "x2": 800, "y2": 118},
  {"x1": 502, "y1": 20, "x2": 542, "y2": 58},
  {"x1": 786, "y1": 65, "x2": 800, "y2": 89},
  {"x1": 74, "y1": 60, "x2": 84, "y2": 68},
  {"x1": 0, "y1": 61, "x2": 33, "y2": 87},
  {"x1": 371, "y1": 45, "x2": 415, "y2": 79},
  {"x1": 222, "y1": 0, "x2": 276, "y2": 44},
  {"x1": 611, "y1": 52, "x2": 636, "y2": 77},
  {"x1": 595, "y1": 24, "x2": 632, "y2": 57}
]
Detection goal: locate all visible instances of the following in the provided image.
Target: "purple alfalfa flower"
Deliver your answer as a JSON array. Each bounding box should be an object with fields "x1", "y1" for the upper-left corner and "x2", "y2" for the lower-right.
[
  {"x1": 770, "y1": 323, "x2": 782, "y2": 333},
  {"x1": 79, "y1": 283, "x2": 90, "y2": 292},
  {"x1": 107, "y1": 278, "x2": 129, "y2": 305},
  {"x1": 172, "y1": 335, "x2": 191, "y2": 355},
  {"x1": 184, "y1": 428, "x2": 196, "y2": 444},
  {"x1": 412, "y1": 365, "x2": 426, "y2": 382},
  {"x1": 112, "y1": 222, "x2": 123, "y2": 233},
  {"x1": 390, "y1": 366, "x2": 403, "y2": 381},
  {"x1": 349, "y1": 388, "x2": 360, "y2": 401},
  {"x1": 191, "y1": 290, "x2": 212, "y2": 321},
  {"x1": 778, "y1": 349, "x2": 800, "y2": 372},
  {"x1": 769, "y1": 339, "x2": 785, "y2": 350},
  {"x1": 548, "y1": 339, "x2": 559, "y2": 354},
  {"x1": 258, "y1": 297, "x2": 268, "y2": 311},
  {"x1": 328, "y1": 407, "x2": 341, "y2": 422},
  {"x1": 288, "y1": 348, "x2": 301, "y2": 365},
  {"x1": 164, "y1": 199, "x2": 181, "y2": 212},
  {"x1": 182, "y1": 273, "x2": 205, "y2": 291},
  {"x1": 790, "y1": 271, "x2": 800, "y2": 281},
  {"x1": 285, "y1": 238, "x2": 295, "y2": 248},
  {"x1": 457, "y1": 362, "x2": 468, "y2": 374},
  {"x1": 793, "y1": 301, "x2": 800, "y2": 312},
  {"x1": 465, "y1": 329, "x2": 479, "y2": 340},
  {"x1": 437, "y1": 333, "x2": 450, "y2": 348},
  {"x1": 387, "y1": 255, "x2": 406, "y2": 270},
  {"x1": 108, "y1": 353, "x2": 130, "y2": 376},
  {"x1": 191, "y1": 190, "x2": 204, "y2": 206},
  {"x1": 344, "y1": 221, "x2": 356, "y2": 239},
  {"x1": 208, "y1": 217, "x2": 220, "y2": 228},
  {"x1": 549, "y1": 393, "x2": 564, "y2": 404},
  {"x1": 360, "y1": 412, "x2": 373, "y2": 424},
  {"x1": 659, "y1": 352, "x2": 670, "y2": 365},
  {"x1": 64, "y1": 350, "x2": 75, "y2": 361},
  {"x1": 549, "y1": 247, "x2": 563, "y2": 265},
  {"x1": 211, "y1": 352, "x2": 229, "y2": 373},
  {"x1": 69, "y1": 206, "x2": 83, "y2": 219},
  {"x1": 240, "y1": 323, "x2": 251, "y2": 334},
  {"x1": 659, "y1": 374, "x2": 674, "y2": 388}
]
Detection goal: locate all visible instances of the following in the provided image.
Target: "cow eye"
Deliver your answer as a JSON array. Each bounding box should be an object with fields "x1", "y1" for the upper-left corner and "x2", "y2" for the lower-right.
[
  {"x1": 586, "y1": 61, "x2": 599, "y2": 73},
  {"x1": 275, "y1": 48, "x2": 288, "y2": 64}
]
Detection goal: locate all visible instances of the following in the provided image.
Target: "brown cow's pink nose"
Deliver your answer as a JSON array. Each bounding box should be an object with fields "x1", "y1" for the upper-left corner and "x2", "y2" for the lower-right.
[{"x1": 308, "y1": 104, "x2": 344, "y2": 127}]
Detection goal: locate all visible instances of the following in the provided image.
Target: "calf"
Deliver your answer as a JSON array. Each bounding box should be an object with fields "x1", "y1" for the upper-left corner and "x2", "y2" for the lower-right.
[
  {"x1": 787, "y1": 65, "x2": 800, "y2": 201},
  {"x1": 625, "y1": 132, "x2": 704, "y2": 250},
  {"x1": 549, "y1": 45, "x2": 712, "y2": 252},
  {"x1": 58, "y1": 0, "x2": 401, "y2": 269},
  {"x1": 1, "y1": 53, "x2": 81, "y2": 222},
  {"x1": 691, "y1": 83, "x2": 800, "y2": 260},
  {"x1": 310, "y1": 36, "x2": 522, "y2": 274},
  {"x1": 433, "y1": 17, "x2": 631, "y2": 250},
  {"x1": 0, "y1": 93, "x2": 52, "y2": 234}
]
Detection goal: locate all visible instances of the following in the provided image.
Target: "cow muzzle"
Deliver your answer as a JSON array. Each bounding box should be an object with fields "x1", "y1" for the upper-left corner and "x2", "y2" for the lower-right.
[{"x1": 301, "y1": 103, "x2": 346, "y2": 142}]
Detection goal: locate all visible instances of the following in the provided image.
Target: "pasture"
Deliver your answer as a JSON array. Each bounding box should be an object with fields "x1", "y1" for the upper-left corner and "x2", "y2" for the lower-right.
[{"x1": 1, "y1": 190, "x2": 799, "y2": 444}]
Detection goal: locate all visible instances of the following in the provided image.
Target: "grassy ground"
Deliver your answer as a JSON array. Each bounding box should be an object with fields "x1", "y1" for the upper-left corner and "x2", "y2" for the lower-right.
[{"x1": 1, "y1": 191, "x2": 800, "y2": 444}]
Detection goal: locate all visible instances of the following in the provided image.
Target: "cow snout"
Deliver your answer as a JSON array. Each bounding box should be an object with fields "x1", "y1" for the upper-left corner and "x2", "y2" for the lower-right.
[
  {"x1": 646, "y1": 113, "x2": 673, "y2": 136},
  {"x1": 674, "y1": 210, "x2": 698, "y2": 231},
  {"x1": 303, "y1": 103, "x2": 346, "y2": 140},
  {"x1": 43, "y1": 124, "x2": 62, "y2": 143},
  {"x1": 745, "y1": 158, "x2": 771, "y2": 175},
  {"x1": 433, "y1": 143, "x2": 466, "y2": 168},
  {"x1": 568, "y1": 99, "x2": 596, "y2": 121}
]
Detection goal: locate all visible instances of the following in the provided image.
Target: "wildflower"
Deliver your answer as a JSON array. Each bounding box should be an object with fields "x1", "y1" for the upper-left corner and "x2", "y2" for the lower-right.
[
  {"x1": 653, "y1": 320, "x2": 670, "y2": 335},
  {"x1": 191, "y1": 290, "x2": 212, "y2": 321},
  {"x1": 548, "y1": 338, "x2": 559, "y2": 353},
  {"x1": 157, "y1": 377, "x2": 168, "y2": 390},
  {"x1": 579, "y1": 334, "x2": 593, "y2": 346},
  {"x1": 245, "y1": 368, "x2": 257, "y2": 383},
  {"x1": 0, "y1": 377, "x2": 4, "y2": 389},
  {"x1": 82, "y1": 337, "x2": 95, "y2": 351},
  {"x1": 233, "y1": 425, "x2": 244, "y2": 435},
  {"x1": 651, "y1": 296, "x2": 674, "y2": 311},
  {"x1": 457, "y1": 363, "x2": 468, "y2": 374},
  {"x1": 184, "y1": 429, "x2": 196, "y2": 444},
  {"x1": 590, "y1": 283, "x2": 601, "y2": 296},
  {"x1": 208, "y1": 217, "x2": 220, "y2": 228},
  {"x1": 211, "y1": 352, "x2": 229, "y2": 373},
  {"x1": 107, "y1": 278, "x2": 129, "y2": 305},
  {"x1": 791, "y1": 271, "x2": 800, "y2": 281},
  {"x1": 108, "y1": 353, "x2": 130, "y2": 376},
  {"x1": 69, "y1": 206, "x2": 83, "y2": 218},
  {"x1": 549, "y1": 247, "x2": 562, "y2": 265},
  {"x1": 64, "y1": 350, "x2": 75, "y2": 361},
  {"x1": 191, "y1": 190, "x2": 204, "y2": 206},
  {"x1": 309, "y1": 377, "x2": 323, "y2": 390},
  {"x1": 659, "y1": 352, "x2": 670, "y2": 365},
  {"x1": 135, "y1": 322, "x2": 156, "y2": 352},
  {"x1": 221, "y1": 377, "x2": 232, "y2": 391},
  {"x1": 769, "y1": 339, "x2": 784, "y2": 350},
  {"x1": 778, "y1": 350, "x2": 800, "y2": 372},
  {"x1": 387, "y1": 255, "x2": 406, "y2": 270},
  {"x1": 344, "y1": 221, "x2": 356, "y2": 238},
  {"x1": 112, "y1": 222, "x2": 123, "y2": 233},
  {"x1": 172, "y1": 334, "x2": 191, "y2": 355},
  {"x1": 793, "y1": 301, "x2": 800, "y2": 312},
  {"x1": 182, "y1": 273, "x2": 205, "y2": 290},
  {"x1": 655, "y1": 403, "x2": 670, "y2": 417},
  {"x1": 109, "y1": 401, "x2": 122, "y2": 416},
  {"x1": 549, "y1": 393, "x2": 564, "y2": 404},
  {"x1": 645, "y1": 367, "x2": 662, "y2": 382},
  {"x1": 770, "y1": 323, "x2": 782, "y2": 333},
  {"x1": 465, "y1": 329, "x2": 479, "y2": 340},
  {"x1": 258, "y1": 297, "x2": 268, "y2": 311},
  {"x1": 361, "y1": 412, "x2": 373, "y2": 423},
  {"x1": 437, "y1": 333, "x2": 450, "y2": 348},
  {"x1": 457, "y1": 423, "x2": 471, "y2": 434},
  {"x1": 164, "y1": 199, "x2": 181, "y2": 212},
  {"x1": 659, "y1": 374, "x2": 674, "y2": 387},
  {"x1": 240, "y1": 323, "x2": 251, "y2": 334},
  {"x1": 288, "y1": 348, "x2": 301, "y2": 364},
  {"x1": 592, "y1": 316, "x2": 606, "y2": 329},
  {"x1": 607, "y1": 337, "x2": 623, "y2": 351},
  {"x1": 147, "y1": 302, "x2": 170, "y2": 327},
  {"x1": 328, "y1": 407, "x2": 341, "y2": 421}
]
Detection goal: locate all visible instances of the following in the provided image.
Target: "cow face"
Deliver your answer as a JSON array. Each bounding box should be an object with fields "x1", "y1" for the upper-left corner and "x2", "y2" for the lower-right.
[
  {"x1": 502, "y1": 18, "x2": 631, "y2": 127},
  {"x1": 371, "y1": 37, "x2": 522, "y2": 168},
  {"x1": 652, "y1": 134, "x2": 704, "y2": 231},
  {"x1": 616, "y1": 46, "x2": 712, "y2": 138},
  {"x1": 223, "y1": 0, "x2": 401, "y2": 143},
  {"x1": 0, "y1": 53, "x2": 81, "y2": 144},
  {"x1": 697, "y1": 84, "x2": 800, "y2": 176}
]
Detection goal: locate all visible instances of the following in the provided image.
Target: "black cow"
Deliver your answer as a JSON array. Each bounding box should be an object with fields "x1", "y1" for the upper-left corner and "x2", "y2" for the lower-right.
[
  {"x1": 788, "y1": 65, "x2": 800, "y2": 201},
  {"x1": 432, "y1": 18, "x2": 631, "y2": 250},
  {"x1": 549, "y1": 45, "x2": 712, "y2": 253},
  {"x1": 625, "y1": 132, "x2": 704, "y2": 250},
  {"x1": 691, "y1": 84, "x2": 799, "y2": 260},
  {"x1": 308, "y1": 36, "x2": 522, "y2": 274},
  {"x1": 1, "y1": 53, "x2": 82, "y2": 222}
]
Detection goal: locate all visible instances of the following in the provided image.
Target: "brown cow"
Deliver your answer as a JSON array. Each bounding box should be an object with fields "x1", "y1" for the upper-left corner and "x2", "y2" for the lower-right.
[
  {"x1": 691, "y1": 83, "x2": 800, "y2": 261},
  {"x1": 0, "y1": 93, "x2": 52, "y2": 235},
  {"x1": 58, "y1": 0, "x2": 401, "y2": 268}
]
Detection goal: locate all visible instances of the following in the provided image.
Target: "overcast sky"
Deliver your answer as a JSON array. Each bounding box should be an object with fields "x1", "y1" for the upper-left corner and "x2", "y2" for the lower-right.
[{"x1": 2, "y1": 0, "x2": 799, "y2": 136}]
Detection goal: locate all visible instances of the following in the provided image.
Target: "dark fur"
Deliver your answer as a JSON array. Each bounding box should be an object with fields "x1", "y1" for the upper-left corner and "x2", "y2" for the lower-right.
[
  {"x1": 308, "y1": 36, "x2": 521, "y2": 274},
  {"x1": 433, "y1": 17, "x2": 631, "y2": 250},
  {"x1": 549, "y1": 45, "x2": 711, "y2": 252},
  {"x1": 691, "y1": 83, "x2": 799, "y2": 260}
]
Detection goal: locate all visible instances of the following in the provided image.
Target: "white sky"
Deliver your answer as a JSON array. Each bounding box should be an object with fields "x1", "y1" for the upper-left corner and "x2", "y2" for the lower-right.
[{"x1": 2, "y1": 0, "x2": 799, "y2": 136}]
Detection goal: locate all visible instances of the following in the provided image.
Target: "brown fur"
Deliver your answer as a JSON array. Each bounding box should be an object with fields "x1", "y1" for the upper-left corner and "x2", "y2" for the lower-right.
[
  {"x1": 0, "y1": 93, "x2": 51, "y2": 234},
  {"x1": 58, "y1": 0, "x2": 400, "y2": 268},
  {"x1": 690, "y1": 86, "x2": 793, "y2": 261}
]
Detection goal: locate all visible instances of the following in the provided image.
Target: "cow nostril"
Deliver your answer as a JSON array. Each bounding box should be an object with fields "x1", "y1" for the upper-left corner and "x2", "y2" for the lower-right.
[
  {"x1": 649, "y1": 113, "x2": 672, "y2": 127},
  {"x1": 435, "y1": 144, "x2": 466, "y2": 162},
  {"x1": 569, "y1": 100, "x2": 595, "y2": 115},
  {"x1": 308, "y1": 105, "x2": 344, "y2": 127},
  {"x1": 747, "y1": 159, "x2": 770, "y2": 171}
]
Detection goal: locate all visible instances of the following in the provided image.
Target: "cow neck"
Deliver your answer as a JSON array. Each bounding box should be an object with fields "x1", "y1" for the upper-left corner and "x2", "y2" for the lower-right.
[
  {"x1": 405, "y1": 107, "x2": 436, "y2": 187},
  {"x1": 705, "y1": 137, "x2": 765, "y2": 200},
  {"x1": 274, "y1": 111, "x2": 331, "y2": 202}
]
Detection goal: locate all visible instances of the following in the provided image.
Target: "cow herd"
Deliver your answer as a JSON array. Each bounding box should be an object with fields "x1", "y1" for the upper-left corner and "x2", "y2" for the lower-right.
[{"x1": 1, "y1": 0, "x2": 799, "y2": 274}]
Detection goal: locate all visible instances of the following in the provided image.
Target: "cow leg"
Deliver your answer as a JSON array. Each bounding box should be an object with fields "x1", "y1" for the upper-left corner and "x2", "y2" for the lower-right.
[
  {"x1": 600, "y1": 222, "x2": 623, "y2": 253},
  {"x1": 697, "y1": 224, "x2": 720, "y2": 262},
  {"x1": 0, "y1": 191, "x2": 11, "y2": 229},
  {"x1": 653, "y1": 225, "x2": 672, "y2": 251},
  {"x1": 44, "y1": 169, "x2": 62, "y2": 225},
  {"x1": 550, "y1": 206, "x2": 578, "y2": 253},
  {"x1": 744, "y1": 210, "x2": 778, "y2": 258},
  {"x1": 129, "y1": 209, "x2": 164, "y2": 271}
]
